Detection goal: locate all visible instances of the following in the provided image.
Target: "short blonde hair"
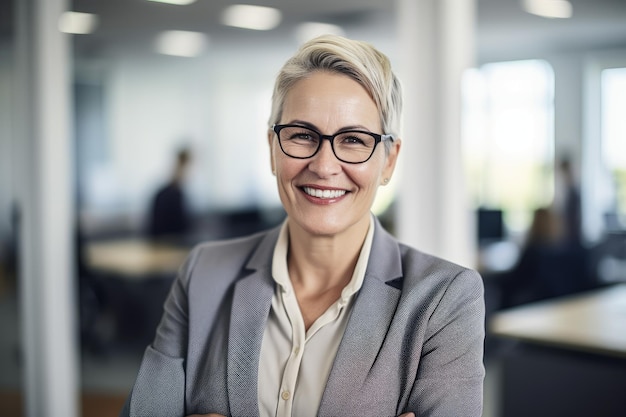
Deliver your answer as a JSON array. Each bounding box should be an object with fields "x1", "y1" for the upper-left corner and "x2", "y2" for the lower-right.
[{"x1": 268, "y1": 35, "x2": 403, "y2": 147}]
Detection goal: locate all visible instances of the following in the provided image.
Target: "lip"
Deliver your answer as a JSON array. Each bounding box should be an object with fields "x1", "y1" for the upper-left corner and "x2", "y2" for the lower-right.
[{"x1": 298, "y1": 184, "x2": 349, "y2": 205}]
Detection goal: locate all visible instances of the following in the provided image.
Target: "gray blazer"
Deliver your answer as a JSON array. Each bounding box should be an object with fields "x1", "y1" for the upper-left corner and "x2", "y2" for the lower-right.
[{"x1": 121, "y1": 218, "x2": 485, "y2": 417}]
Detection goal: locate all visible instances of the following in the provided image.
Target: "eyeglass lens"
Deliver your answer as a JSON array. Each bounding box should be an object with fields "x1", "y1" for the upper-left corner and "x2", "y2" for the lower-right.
[{"x1": 278, "y1": 125, "x2": 377, "y2": 163}]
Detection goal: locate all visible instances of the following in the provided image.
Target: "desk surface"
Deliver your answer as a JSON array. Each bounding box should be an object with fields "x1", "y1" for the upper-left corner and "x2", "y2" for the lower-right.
[
  {"x1": 490, "y1": 284, "x2": 626, "y2": 358},
  {"x1": 85, "y1": 238, "x2": 190, "y2": 279}
]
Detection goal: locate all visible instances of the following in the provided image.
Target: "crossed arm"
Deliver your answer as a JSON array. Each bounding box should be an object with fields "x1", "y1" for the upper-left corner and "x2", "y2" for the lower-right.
[{"x1": 187, "y1": 414, "x2": 417, "y2": 417}]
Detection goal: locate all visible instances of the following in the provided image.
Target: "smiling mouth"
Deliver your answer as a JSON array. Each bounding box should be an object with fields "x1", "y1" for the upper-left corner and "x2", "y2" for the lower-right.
[{"x1": 302, "y1": 186, "x2": 347, "y2": 199}]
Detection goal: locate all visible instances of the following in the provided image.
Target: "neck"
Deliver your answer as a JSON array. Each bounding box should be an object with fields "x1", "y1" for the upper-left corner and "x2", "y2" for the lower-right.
[{"x1": 286, "y1": 216, "x2": 371, "y2": 294}]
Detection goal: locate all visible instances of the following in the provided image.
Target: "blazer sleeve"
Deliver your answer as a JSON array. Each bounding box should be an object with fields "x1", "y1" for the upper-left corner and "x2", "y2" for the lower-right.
[
  {"x1": 406, "y1": 269, "x2": 486, "y2": 417},
  {"x1": 119, "y1": 246, "x2": 200, "y2": 417}
]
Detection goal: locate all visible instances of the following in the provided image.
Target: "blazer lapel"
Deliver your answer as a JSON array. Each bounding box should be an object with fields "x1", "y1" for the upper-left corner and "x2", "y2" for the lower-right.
[
  {"x1": 319, "y1": 219, "x2": 404, "y2": 415},
  {"x1": 227, "y1": 229, "x2": 278, "y2": 417}
]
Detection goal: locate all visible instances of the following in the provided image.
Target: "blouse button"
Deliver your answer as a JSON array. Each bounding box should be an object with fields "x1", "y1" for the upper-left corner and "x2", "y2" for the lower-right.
[{"x1": 281, "y1": 391, "x2": 291, "y2": 400}]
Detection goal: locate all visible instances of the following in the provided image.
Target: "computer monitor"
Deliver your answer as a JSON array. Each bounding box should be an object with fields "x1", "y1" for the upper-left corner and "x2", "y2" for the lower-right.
[{"x1": 477, "y1": 208, "x2": 504, "y2": 244}]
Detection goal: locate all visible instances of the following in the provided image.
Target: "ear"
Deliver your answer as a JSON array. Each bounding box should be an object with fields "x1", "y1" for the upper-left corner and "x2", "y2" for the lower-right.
[
  {"x1": 381, "y1": 138, "x2": 401, "y2": 184},
  {"x1": 268, "y1": 129, "x2": 276, "y2": 175}
]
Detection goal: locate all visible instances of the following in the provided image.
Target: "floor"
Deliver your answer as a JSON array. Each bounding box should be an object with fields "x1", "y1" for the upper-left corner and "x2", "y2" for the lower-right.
[{"x1": 0, "y1": 283, "x2": 502, "y2": 417}]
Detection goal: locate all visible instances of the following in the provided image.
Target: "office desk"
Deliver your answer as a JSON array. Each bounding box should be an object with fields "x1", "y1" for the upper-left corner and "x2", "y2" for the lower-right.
[
  {"x1": 83, "y1": 238, "x2": 191, "y2": 347},
  {"x1": 489, "y1": 285, "x2": 626, "y2": 417},
  {"x1": 490, "y1": 284, "x2": 626, "y2": 358},
  {"x1": 85, "y1": 238, "x2": 190, "y2": 279}
]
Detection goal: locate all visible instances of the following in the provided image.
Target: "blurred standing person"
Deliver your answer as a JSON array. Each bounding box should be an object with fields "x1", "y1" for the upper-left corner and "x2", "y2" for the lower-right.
[
  {"x1": 122, "y1": 35, "x2": 485, "y2": 417},
  {"x1": 148, "y1": 147, "x2": 192, "y2": 242},
  {"x1": 556, "y1": 158, "x2": 582, "y2": 246},
  {"x1": 553, "y1": 158, "x2": 592, "y2": 295}
]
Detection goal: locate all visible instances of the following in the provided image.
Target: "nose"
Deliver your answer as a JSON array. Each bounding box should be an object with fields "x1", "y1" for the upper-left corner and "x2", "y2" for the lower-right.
[{"x1": 308, "y1": 139, "x2": 342, "y2": 177}]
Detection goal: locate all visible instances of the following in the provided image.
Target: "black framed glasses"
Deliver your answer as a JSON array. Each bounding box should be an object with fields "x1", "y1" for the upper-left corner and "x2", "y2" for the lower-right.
[{"x1": 272, "y1": 124, "x2": 394, "y2": 164}]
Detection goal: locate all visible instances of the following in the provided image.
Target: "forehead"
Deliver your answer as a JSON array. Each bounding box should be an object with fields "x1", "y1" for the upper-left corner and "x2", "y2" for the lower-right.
[{"x1": 281, "y1": 72, "x2": 380, "y2": 131}]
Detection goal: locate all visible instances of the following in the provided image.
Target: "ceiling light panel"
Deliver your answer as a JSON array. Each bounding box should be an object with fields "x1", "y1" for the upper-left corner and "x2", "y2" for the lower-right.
[
  {"x1": 522, "y1": 0, "x2": 573, "y2": 19},
  {"x1": 154, "y1": 30, "x2": 208, "y2": 57},
  {"x1": 295, "y1": 22, "x2": 345, "y2": 44},
  {"x1": 58, "y1": 12, "x2": 99, "y2": 34},
  {"x1": 146, "y1": 0, "x2": 197, "y2": 5},
  {"x1": 221, "y1": 4, "x2": 282, "y2": 31}
]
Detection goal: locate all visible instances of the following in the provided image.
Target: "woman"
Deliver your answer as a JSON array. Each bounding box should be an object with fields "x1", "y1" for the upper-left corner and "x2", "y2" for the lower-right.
[{"x1": 121, "y1": 35, "x2": 485, "y2": 417}]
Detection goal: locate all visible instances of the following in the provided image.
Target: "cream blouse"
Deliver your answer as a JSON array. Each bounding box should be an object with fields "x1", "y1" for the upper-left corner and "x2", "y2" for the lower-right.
[{"x1": 257, "y1": 216, "x2": 375, "y2": 417}]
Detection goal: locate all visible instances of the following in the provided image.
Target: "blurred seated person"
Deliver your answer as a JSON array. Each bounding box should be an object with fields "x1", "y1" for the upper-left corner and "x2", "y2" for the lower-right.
[
  {"x1": 147, "y1": 148, "x2": 192, "y2": 242},
  {"x1": 500, "y1": 207, "x2": 559, "y2": 308},
  {"x1": 500, "y1": 207, "x2": 590, "y2": 309}
]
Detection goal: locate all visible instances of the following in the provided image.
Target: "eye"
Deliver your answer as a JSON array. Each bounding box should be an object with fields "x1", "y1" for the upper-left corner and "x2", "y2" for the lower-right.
[
  {"x1": 293, "y1": 132, "x2": 315, "y2": 141},
  {"x1": 284, "y1": 127, "x2": 318, "y2": 143},
  {"x1": 336, "y1": 132, "x2": 372, "y2": 147},
  {"x1": 343, "y1": 135, "x2": 366, "y2": 145}
]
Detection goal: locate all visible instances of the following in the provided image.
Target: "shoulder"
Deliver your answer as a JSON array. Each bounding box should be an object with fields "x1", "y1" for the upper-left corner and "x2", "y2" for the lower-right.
[
  {"x1": 397, "y1": 243, "x2": 484, "y2": 303},
  {"x1": 390, "y1": 244, "x2": 485, "y2": 348},
  {"x1": 192, "y1": 230, "x2": 269, "y2": 259},
  {"x1": 400, "y1": 243, "x2": 479, "y2": 280},
  {"x1": 166, "y1": 227, "x2": 278, "y2": 314},
  {"x1": 370, "y1": 219, "x2": 482, "y2": 294},
  {"x1": 186, "y1": 227, "x2": 278, "y2": 275}
]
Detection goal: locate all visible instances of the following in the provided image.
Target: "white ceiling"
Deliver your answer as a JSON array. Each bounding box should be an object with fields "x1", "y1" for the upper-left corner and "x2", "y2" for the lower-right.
[
  {"x1": 2, "y1": 0, "x2": 626, "y2": 61},
  {"x1": 477, "y1": 0, "x2": 626, "y2": 61},
  {"x1": 75, "y1": 0, "x2": 626, "y2": 63},
  {"x1": 68, "y1": 0, "x2": 395, "y2": 57}
]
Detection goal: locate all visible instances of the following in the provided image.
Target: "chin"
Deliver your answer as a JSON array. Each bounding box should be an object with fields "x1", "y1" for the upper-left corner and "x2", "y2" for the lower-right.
[
  {"x1": 305, "y1": 223, "x2": 346, "y2": 237},
  {"x1": 291, "y1": 212, "x2": 364, "y2": 238}
]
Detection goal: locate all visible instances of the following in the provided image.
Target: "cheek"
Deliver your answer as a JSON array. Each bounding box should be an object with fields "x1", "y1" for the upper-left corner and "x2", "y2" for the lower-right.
[
  {"x1": 349, "y1": 167, "x2": 382, "y2": 191},
  {"x1": 275, "y1": 156, "x2": 304, "y2": 182},
  {"x1": 271, "y1": 147, "x2": 287, "y2": 173},
  {"x1": 355, "y1": 158, "x2": 385, "y2": 187}
]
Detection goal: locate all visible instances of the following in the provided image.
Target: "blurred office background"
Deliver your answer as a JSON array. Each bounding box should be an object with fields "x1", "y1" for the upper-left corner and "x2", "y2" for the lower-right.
[{"x1": 1, "y1": 0, "x2": 626, "y2": 416}]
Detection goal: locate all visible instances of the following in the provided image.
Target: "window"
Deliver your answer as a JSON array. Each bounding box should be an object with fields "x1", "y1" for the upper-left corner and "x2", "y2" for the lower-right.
[
  {"x1": 601, "y1": 67, "x2": 626, "y2": 228},
  {"x1": 463, "y1": 60, "x2": 555, "y2": 235}
]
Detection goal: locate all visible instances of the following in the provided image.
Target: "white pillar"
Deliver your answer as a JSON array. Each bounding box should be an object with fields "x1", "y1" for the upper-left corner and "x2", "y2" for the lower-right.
[
  {"x1": 15, "y1": 0, "x2": 79, "y2": 416},
  {"x1": 395, "y1": 0, "x2": 477, "y2": 268}
]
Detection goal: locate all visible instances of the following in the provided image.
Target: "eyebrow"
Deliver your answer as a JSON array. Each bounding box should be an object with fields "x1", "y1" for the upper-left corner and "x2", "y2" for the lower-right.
[{"x1": 286, "y1": 119, "x2": 375, "y2": 133}]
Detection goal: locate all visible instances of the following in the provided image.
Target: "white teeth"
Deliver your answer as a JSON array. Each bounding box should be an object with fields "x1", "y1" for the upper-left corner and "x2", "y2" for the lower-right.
[{"x1": 303, "y1": 187, "x2": 346, "y2": 199}]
